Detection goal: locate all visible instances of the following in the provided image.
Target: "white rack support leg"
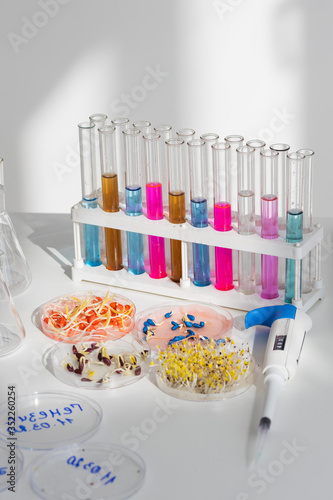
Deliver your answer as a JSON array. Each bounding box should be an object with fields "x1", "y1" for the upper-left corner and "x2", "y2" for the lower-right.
[
  {"x1": 73, "y1": 221, "x2": 84, "y2": 270},
  {"x1": 313, "y1": 239, "x2": 323, "y2": 290},
  {"x1": 180, "y1": 240, "x2": 191, "y2": 288},
  {"x1": 292, "y1": 253, "x2": 302, "y2": 308}
]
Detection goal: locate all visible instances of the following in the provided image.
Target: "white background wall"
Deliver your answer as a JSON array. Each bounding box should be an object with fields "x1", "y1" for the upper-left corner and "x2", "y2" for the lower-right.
[{"x1": 0, "y1": 0, "x2": 331, "y2": 217}]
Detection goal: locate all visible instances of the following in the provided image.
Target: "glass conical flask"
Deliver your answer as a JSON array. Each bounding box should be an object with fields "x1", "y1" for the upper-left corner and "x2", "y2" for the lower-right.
[
  {"x1": 0, "y1": 267, "x2": 25, "y2": 356},
  {"x1": 0, "y1": 158, "x2": 32, "y2": 295}
]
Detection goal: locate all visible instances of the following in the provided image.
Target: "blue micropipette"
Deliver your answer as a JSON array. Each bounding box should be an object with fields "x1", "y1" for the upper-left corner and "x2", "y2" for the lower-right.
[{"x1": 240, "y1": 305, "x2": 312, "y2": 466}]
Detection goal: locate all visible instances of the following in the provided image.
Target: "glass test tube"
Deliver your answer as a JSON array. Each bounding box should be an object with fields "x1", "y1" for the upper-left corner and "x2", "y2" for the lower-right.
[
  {"x1": 154, "y1": 124, "x2": 172, "y2": 210},
  {"x1": 237, "y1": 145, "x2": 255, "y2": 295},
  {"x1": 133, "y1": 121, "x2": 152, "y2": 208},
  {"x1": 200, "y1": 133, "x2": 219, "y2": 220},
  {"x1": 143, "y1": 132, "x2": 167, "y2": 279},
  {"x1": 297, "y1": 149, "x2": 315, "y2": 294},
  {"x1": 188, "y1": 139, "x2": 211, "y2": 287},
  {"x1": 111, "y1": 118, "x2": 129, "y2": 206},
  {"x1": 89, "y1": 113, "x2": 107, "y2": 202},
  {"x1": 176, "y1": 129, "x2": 195, "y2": 217},
  {"x1": 99, "y1": 125, "x2": 123, "y2": 271},
  {"x1": 260, "y1": 149, "x2": 279, "y2": 299},
  {"x1": 166, "y1": 138, "x2": 186, "y2": 283},
  {"x1": 212, "y1": 142, "x2": 233, "y2": 291},
  {"x1": 78, "y1": 122, "x2": 102, "y2": 267},
  {"x1": 285, "y1": 152, "x2": 305, "y2": 304},
  {"x1": 224, "y1": 135, "x2": 244, "y2": 223},
  {"x1": 270, "y1": 143, "x2": 290, "y2": 290},
  {"x1": 246, "y1": 139, "x2": 266, "y2": 226},
  {"x1": 123, "y1": 128, "x2": 145, "y2": 275}
]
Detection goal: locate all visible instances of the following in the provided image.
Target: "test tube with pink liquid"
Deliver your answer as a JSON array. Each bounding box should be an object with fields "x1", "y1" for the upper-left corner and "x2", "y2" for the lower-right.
[{"x1": 143, "y1": 132, "x2": 167, "y2": 279}]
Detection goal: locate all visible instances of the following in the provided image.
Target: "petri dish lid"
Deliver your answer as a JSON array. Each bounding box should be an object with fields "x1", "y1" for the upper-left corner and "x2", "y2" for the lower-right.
[
  {"x1": 0, "y1": 391, "x2": 102, "y2": 450},
  {"x1": 135, "y1": 303, "x2": 233, "y2": 351},
  {"x1": 0, "y1": 438, "x2": 24, "y2": 492},
  {"x1": 35, "y1": 290, "x2": 136, "y2": 343},
  {"x1": 30, "y1": 442, "x2": 146, "y2": 500},
  {"x1": 45, "y1": 334, "x2": 151, "y2": 390}
]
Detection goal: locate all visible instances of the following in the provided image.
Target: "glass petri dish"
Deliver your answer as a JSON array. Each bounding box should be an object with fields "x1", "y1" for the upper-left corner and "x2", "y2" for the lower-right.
[
  {"x1": 0, "y1": 391, "x2": 102, "y2": 450},
  {"x1": 36, "y1": 290, "x2": 136, "y2": 343},
  {"x1": 135, "y1": 303, "x2": 233, "y2": 351},
  {"x1": 155, "y1": 337, "x2": 255, "y2": 401},
  {"x1": 30, "y1": 442, "x2": 146, "y2": 500},
  {"x1": 46, "y1": 335, "x2": 151, "y2": 390},
  {"x1": 0, "y1": 438, "x2": 24, "y2": 492}
]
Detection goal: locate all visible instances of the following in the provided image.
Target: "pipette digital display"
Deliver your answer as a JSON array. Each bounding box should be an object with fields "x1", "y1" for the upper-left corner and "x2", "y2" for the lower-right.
[{"x1": 242, "y1": 305, "x2": 312, "y2": 466}]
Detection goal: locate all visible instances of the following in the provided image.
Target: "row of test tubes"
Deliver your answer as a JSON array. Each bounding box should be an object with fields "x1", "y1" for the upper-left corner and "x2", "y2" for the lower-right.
[{"x1": 77, "y1": 114, "x2": 315, "y2": 304}]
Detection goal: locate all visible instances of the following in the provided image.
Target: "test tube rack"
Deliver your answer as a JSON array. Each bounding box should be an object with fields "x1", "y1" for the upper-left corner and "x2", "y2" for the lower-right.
[{"x1": 71, "y1": 202, "x2": 324, "y2": 312}]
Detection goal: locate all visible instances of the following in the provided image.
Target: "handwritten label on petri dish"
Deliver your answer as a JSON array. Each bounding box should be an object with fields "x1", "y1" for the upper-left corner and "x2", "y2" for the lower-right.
[
  {"x1": 67, "y1": 455, "x2": 117, "y2": 485},
  {"x1": 7, "y1": 403, "x2": 83, "y2": 434}
]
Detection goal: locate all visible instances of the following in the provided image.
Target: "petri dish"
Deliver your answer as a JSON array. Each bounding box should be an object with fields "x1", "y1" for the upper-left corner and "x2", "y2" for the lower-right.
[
  {"x1": 0, "y1": 391, "x2": 102, "y2": 450},
  {"x1": 0, "y1": 438, "x2": 24, "y2": 492},
  {"x1": 135, "y1": 303, "x2": 233, "y2": 351},
  {"x1": 46, "y1": 335, "x2": 151, "y2": 390},
  {"x1": 30, "y1": 442, "x2": 146, "y2": 500},
  {"x1": 155, "y1": 337, "x2": 255, "y2": 401},
  {"x1": 37, "y1": 290, "x2": 136, "y2": 342}
]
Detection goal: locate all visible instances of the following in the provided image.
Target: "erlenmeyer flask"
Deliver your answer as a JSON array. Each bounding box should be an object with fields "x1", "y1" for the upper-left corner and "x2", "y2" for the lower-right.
[
  {"x1": 0, "y1": 267, "x2": 25, "y2": 356},
  {"x1": 0, "y1": 158, "x2": 31, "y2": 295}
]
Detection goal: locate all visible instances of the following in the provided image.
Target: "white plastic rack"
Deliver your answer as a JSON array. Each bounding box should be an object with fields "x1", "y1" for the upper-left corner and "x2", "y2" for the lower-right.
[{"x1": 71, "y1": 202, "x2": 324, "y2": 312}]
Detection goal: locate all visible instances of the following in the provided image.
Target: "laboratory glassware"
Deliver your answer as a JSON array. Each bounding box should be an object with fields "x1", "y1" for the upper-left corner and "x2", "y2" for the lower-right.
[
  {"x1": 123, "y1": 128, "x2": 145, "y2": 275},
  {"x1": 111, "y1": 117, "x2": 129, "y2": 206},
  {"x1": 212, "y1": 142, "x2": 233, "y2": 291},
  {"x1": 176, "y1": 128, "x2": 195, "y2": 217},
  {"x1": 200, "y1": 133, "x2": 219, "y2": 220},
  {"x1": 133, "y1": 121, "x2": 152, "y2": 207},
  {"x1": 285, "y1": 152, "x2": 305, "y2": 304},
  {"x1": 99, "y1": 125, "x2": 123, "y2": 270},
  {"x1": 188, "y1": 139, "x2": 211, "y2": 286},
  {"x1": 260, "y1": 149, "x2": 279, "y2": 299},
  {"x1": 0, "y1": 159, "x2": 31, "y2": 295},
  {"x1": 143, "y1": 132, "x2": 167, "y2": 279},
  {"x1": 237, "y1": 145, "x2": 255, "y2": 295},
  {"x1": 0, "y1": 267, "x2": 25, "y2": 356},
  {"x1": 246, "y1": 139, "x2": 266, "y2": 227},
  {"x1": 224, "y1": 134, "x2": 244, "y2": 223},
  {"x1": 166, "y1": 138, "x2": 186, "y2": 283},
  {"x1": 89, "y1": 113, "x2": 107, "y2": 201},
  {"x1": 78, "y1": 122, "x2": 102, "y2": 267},
  {"x1": 154, "y1": 124, "x2": 172, "y2": 210}
]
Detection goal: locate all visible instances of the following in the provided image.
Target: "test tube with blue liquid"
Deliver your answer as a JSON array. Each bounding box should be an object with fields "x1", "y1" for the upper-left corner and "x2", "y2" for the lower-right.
[
  {"x1": 237, "y1": 145, "x2": 255, "y2": 294},
  {"x1": 123, "y1": 128, "x2": 145, "y2": 275},
  {"x1": 78, "y1": 122, "x2": 102, "y2": 267},
  {"x1": 285, "y1": 152, "x2": 305, "y2": 304},
  {"x1": 188, "y1": 139, "x2": 211, "y2": 286}
]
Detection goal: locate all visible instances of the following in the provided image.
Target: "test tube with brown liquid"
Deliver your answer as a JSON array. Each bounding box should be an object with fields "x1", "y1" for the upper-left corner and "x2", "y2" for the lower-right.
[
  {"x1": 99, "y1": 126, "x2": 123, "y2": 270},
  {"x1": 166, "y1": 138, "x2": 186, "y2": 282}
]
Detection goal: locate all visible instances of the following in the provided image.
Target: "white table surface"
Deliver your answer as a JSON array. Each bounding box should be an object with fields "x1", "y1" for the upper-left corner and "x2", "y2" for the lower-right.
[{"x1": 1, "y1": 213, "x2": 332, "y2": 500}]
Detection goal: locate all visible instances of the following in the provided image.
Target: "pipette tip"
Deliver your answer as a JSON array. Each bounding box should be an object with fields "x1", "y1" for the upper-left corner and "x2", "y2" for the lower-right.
[{"x1": 250, "y1": 417, "x2": 271, "y2": 470}]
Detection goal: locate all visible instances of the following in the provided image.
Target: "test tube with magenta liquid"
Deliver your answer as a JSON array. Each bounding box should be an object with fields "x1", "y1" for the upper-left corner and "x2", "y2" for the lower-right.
[
  {"x1": 260, "y1": 149, "x2": 279, "y2": 299},
  {"x1": 154, "y1": 124, "x2": 172, "y2": 212},
  {"x1": 123, "y1": 128, "x2": 145, "y2": 275},
  {"x1": 285, "y1": 152, "x2": 305, "y2": 304},
  {"x1": 166, "y1": 138, "x2": 186, "y2": 283},
  {"x1": 99, "y1": 125, "x2": 123, "y2": 270},
  {"x1": 237, "y1": 145, "x2": 255, "y2": 294},
  {"x1": 144, "y1": 132, "x2": 167, "y2": 279},
  {"x1": 212, "y1": 142, "x2": 233, "y2": 291},
  {"x1": 188, "y1": 139, "x2": 211, "y2": 287},
  {"x1": 78, "y1": 122, "x2": 102, "y2": 267}
]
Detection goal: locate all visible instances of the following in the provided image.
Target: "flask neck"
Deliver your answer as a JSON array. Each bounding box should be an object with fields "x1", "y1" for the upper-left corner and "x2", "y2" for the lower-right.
[{"x1": 0, "y1": 186, "x2": 5, "y2": 213}]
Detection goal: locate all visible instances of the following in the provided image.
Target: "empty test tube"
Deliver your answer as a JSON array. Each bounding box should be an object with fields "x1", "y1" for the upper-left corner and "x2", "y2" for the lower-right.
[
  {"x1": 89, "y1": 113, "x2": 107, "y2": 201},
  {"x1": 166, "y1": 138, "x2": 186, "y2": 283},
  {"x1": 285, "y1": 152, "x2": 305, "y2": 304},
  {"x1": 225, "y1": 135, "x2": 244, "y2": 223},
  {"x1": 123, "y1": 128, "x2": 145, "y2": 275},
  {"x1": 212, "y1": 141, "x2": 233, "y2": 291},
  {"x1": 111, "y1": 117, "x2": 129, "y2": 206},
  {"x1": 99, "y1": 125, "x2": 123, "y2": 270},
  {"x1": 200, "y1": 133, "x2": 219, "y2": 220},
  {"x1": 260, "y1": 149, "x2": 279, "y2": 299},
  {"x1": 188, "y1": 139, "x2": 211, "y2": 287},
  {"x1": 237, "y1": 145, "x2": 255, "y2": 294},
  {"x1": 143, "y1": 132, "x2": 167, "y2": 279},
  {"x1": 78, "y1": 121, "x2": 102, "y2": 267}
]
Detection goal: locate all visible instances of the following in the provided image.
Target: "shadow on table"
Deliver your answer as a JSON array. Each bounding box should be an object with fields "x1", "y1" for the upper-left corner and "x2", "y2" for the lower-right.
[{"x1": 20, "y1": 213, "x2": 74, "y2": 279}]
